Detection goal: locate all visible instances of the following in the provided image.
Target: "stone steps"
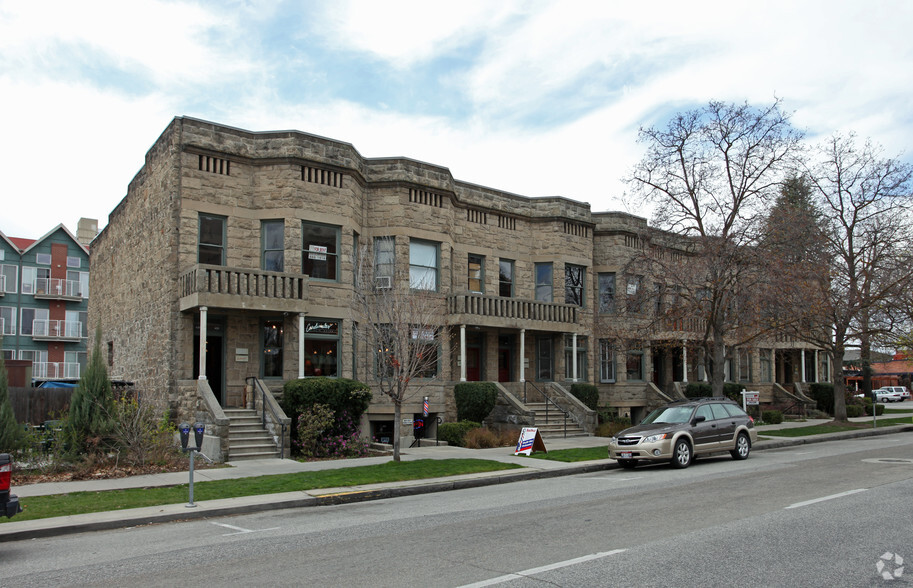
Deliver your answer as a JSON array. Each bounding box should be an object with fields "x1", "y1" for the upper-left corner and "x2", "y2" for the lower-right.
[{"x1": 225, "y1": 408, "x2": 279, "y2": 460}]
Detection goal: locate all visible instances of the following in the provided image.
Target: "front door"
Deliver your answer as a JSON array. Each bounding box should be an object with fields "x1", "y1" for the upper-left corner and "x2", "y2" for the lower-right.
[
  {"x1": 466, "y1": 348, "x2": 481, "y2": 381},
  {"x1": 498, "y1": 335, "x2": 513, "y2": 382},
  {"x1": 193, "y1": 317, "x2": 226, "y2": 406}
]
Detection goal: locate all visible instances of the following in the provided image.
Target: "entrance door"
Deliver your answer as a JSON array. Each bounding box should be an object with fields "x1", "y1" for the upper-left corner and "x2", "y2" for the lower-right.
[
  {"x1": 466, "y1": 348, "x2": 481, "y2": 381},
  {"x1": 193, "y1": 319, "x2": 226, "y2": 406},
  {"x1": 498, "y1": 335, "x2": 513, "y2": 382}
]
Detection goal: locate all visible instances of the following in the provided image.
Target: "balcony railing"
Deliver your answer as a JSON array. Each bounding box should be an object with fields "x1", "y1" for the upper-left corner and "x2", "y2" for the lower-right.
[
  {"x1": 447, "y1": 293, "x2": 579, "y2": 326},
  {"x1": 179, "y1": 264, "x2": 309, "y2": 313},
  {"x1": 33, "y1": 278, "x2": 84, "y2": 300},
  {"x1": 32, "y1": 319, "x2": 83, "y2": 340},
  {"x1": 0, "y1": 274, "x2": 5, "y2": 296},
  {"x1": 33, "y1": 362, "x2": 81, "y2": 379},
  {"x1": 661, "y1": 317, "x2": 708, "y2": 334}
]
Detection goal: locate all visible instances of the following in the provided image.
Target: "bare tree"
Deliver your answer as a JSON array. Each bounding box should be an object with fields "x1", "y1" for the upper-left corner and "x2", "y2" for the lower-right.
[
  {"x1": 351, "y1": 237, "x2": 447, "y2": 461},
  {"x1": 625, "y1": 100, "x2": 803, "y2": 396},
  {"x1": 799, "y1": 133, "x2": 913, "y2": 420}
]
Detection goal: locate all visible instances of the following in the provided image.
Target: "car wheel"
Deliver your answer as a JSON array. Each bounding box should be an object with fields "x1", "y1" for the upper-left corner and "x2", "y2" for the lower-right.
[
  {"x1": 730, "y1": 432, "x2": 750, "y2": 460},
  {"x1": 670, "y1": 439, "x2": 692, "y2": 469},
  {"x1": 618, "y1": 459, "x2": 637, "y2": 469}
]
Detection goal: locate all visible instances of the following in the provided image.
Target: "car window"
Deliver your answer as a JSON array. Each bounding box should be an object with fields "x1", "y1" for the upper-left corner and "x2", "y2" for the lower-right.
[
  {"x1": 642, "y1": 406, "x2": 694, "y2": 424},
  {"x1": 710, "y1": 403, "x2": 731, "y2": 420},
  {"x1": 695, "y1": 405, "x2": 713, "y2": 421},
  {"x1": 722, "y1": 404, "x2": 747, "y2": 418}
]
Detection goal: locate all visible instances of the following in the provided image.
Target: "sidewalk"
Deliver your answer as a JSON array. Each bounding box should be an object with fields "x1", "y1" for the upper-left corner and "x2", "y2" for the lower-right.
[{"x1": 2, "y1": 422, "x2": 912, "y2": 542}]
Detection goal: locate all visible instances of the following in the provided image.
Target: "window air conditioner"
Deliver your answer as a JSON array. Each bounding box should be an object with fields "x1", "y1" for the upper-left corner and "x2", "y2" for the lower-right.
[{"x1": 375, "y1": 276, "x2": 392, "y2": 289}]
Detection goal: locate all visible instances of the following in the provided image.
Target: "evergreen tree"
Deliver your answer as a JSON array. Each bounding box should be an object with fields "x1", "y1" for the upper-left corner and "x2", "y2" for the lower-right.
[
  {"x1": 0, "y1": 352, "x2": 23, "y2": 451},
  {"x1": 66, "y1": 327, "x2": 114, "y2": 452}
]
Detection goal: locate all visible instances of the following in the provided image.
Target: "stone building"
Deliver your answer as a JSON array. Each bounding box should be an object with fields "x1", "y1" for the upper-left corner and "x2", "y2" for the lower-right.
[{"x1": 90, "y1": 117, "x2": 823, "y2": 459}]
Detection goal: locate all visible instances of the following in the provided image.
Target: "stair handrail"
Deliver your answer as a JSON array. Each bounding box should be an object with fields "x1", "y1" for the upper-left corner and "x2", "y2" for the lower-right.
[
  {"x1": 245, "y1": 377, "x2": 290, "y2": 459},
  {"x1": 523, "y1": 380, "x2": 569, "y2": 437}
]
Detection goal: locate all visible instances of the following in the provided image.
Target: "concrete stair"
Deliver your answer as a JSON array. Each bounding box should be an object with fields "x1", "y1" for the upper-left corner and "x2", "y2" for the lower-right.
[
  {"x1": 526, "y1": 402, "x2": 590, "y2": 438},
  {"x1": 225, "y1": 408, "x2": 279, "y2": 460}
]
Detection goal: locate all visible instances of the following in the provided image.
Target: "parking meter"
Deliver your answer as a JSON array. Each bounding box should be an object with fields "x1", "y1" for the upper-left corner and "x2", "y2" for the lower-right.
[
  {"x1": 193, "y1": 422, "x2": 205, "y2": 450},
  {"x1": 179, "y1": 423, "x2": 191, "y2": 450}
]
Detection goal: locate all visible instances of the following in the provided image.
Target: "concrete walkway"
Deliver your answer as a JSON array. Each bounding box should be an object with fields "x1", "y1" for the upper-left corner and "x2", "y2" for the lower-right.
[{"x1": 2, "y1": 417, "x2": 912, "y2": 542}]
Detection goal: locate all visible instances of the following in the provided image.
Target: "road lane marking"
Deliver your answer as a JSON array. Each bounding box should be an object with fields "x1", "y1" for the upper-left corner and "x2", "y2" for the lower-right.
[
  {"x1": 785, "y1": 489, "x2": 867, "y2": 510},
  {"x1": 460, "y1": 549, "x2": 627, "y2": 587},
  {"x1": 211, "y1": 522, "x2": 280, "y2": 535}
]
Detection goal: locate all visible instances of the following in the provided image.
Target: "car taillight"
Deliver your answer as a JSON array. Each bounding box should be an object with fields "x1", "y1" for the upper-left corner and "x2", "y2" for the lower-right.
[{"x1": 0, "y1": 463, "x2": 10, "y2": 491}]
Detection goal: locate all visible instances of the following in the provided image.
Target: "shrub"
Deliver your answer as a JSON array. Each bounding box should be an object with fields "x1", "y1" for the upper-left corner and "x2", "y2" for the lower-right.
[
  {"x1": 761, "y1": 410, "x2": 783, "y2": 424},
  {"x1": 683, "y1": 382, "x2": 743, "y2": 401},
  {"x1": 66, "y1": 327, "x2": 115, "y2": 454},
  {"x1": 845, "y1": 405, "x2": 863, "y2": 418},
  {"x1": 570, "y1": 383, "x2": 599, "y2": 410},
  {"x1": 437, "y1": 420, "x2": 481, "y2": 447},
  {"x1": 106, "y1": 395, "x2": 177, "y2": 467},
  {"x1": 280, "y1": 377, "x2": 372, "y2": 455},
  {"x1": 863, "y1": 400, "x2": 885, "y2": 416},
  {"x1": 808, "y1": 382, "x2": 835, "y2": 415},
  {"x1": 454, "y1": 383, "x2": 499, "y2": 423}
]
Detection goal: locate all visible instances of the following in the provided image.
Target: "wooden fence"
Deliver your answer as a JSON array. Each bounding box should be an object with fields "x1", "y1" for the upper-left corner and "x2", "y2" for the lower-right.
[{"x1": 9, "y1": 387, "x2": 73, "y2": 425}]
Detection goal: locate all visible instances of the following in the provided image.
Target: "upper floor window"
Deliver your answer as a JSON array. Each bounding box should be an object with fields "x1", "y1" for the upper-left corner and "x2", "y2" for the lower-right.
[
  {"x1": 0, "y1": 306, "x2": 15, "y2": 336},
  {"x1": 626, "y1": 341, "x2": 644, "y2": 381},
  {"x1": 599, "y1": 339, "x2": 616, "y2": 383},
  {"x1": 535, "y1": 263, "x2": 553, "y2": 302},
  {"x1": 198, "y1": 214, "x2": 226, "y2": 265},
  {"x1": 409, "y1": 239, "x2": 438, "y2": 291},
  {"x1": 565, "y1": 264, "x2": 585, "y2": 306},
  {"x1": 598, "y1": 273, "x2": 616, "y2": 313},
  {"x1": 0, "y1": 264, "x2": 17, "y2": 294},
  {"x1": 302, "y1": 221, "x2": 339, "y2": 281},
  {"x1": 66, "y1": 256, "x2": 81, "y2": 268},
  {"x1": 499, "y1": 259, "x2": 514, "y2": 298},
  {"x1": 21, "y1": 266, "x2": 49, "y2": 295},
  {"x1": 262, "y1": 220, "x2": 284, "y2": 272},
  {"x1": 468, "y1": 254, "x2": 484, "y2": 293},
  {"x1": 36, "y1": 253, "x2": 51, "y2": 265},
  {"x1": 374, "y1": 237, "x2": 395, "y2": 287}
]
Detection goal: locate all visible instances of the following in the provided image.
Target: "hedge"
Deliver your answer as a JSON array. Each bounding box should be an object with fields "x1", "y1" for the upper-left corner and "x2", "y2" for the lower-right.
[
  {"x1": 845, "y1": 405, "x2": 863, "y2": 418},
  {"x1": 280, "y1": 377, "x2": 372, "y2": 452},
  {"x1": 683, "y1": 382, "x2": 743, "y2": 401},
  {"x1": 570, "y1": 383, "x2": 599, "y2": 410},
  {"x1": 438, "y1": 420, "x2": 481, "y2": 447},
  {"x1": 808, "y1": 383, "x2": 835, "y2": 415},
  {"x1": 761, "y1": 410, "x2": 783, "y2": 424},
  {"x1": 454, "y1": 382, "x2": 499, "y2": 422}
]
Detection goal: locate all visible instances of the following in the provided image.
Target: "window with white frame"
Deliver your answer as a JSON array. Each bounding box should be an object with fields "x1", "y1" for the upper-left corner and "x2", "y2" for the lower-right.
[
  {"x1": 302, "y1": 221, "x2": 340, "y2": 280},
  {"x1": 738, "y1": 348, "x2": 751, "y2": 382},
  {"x1": 599, "y1": 339, "x2": 616, "y2": 383},
  {"x1": 0, "y1": 306, "x2": 15, "y2": 336},
  {"x1": 22, "y1": 266, "x2": 49, "y2": 295},
  {"x1": 411, "y1": 326, "x2": 439, "y2": 378},
  {"x1": 564, "y1": 335, "x2": 587, "y2": 380},
  {"x1": 20, "y1": 308, "x2": 48, "y2": 335},
  {"x1": 36, "y1": 253, "x2": 51, "y2": 265},
  {"x1": 0, "y1": 264, "x2": 16, "y2": 294},
  {"x1": 67, "y1": 256, "x2": 81, "y2": 268},
  {"x1": 374, "y1": 237, "x2": 395, "y2": 286},
  {"x1": 409, "y1": 239, "x2": 438, "y2": 290}
]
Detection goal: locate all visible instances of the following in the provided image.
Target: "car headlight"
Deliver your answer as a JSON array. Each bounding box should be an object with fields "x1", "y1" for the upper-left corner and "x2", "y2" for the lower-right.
[
  {"x1": 609, "y1": 437, "x2": 617, "y2": 445},
  {"x1": 642, "y1": 433, "x2": 668, "y2": 444}
]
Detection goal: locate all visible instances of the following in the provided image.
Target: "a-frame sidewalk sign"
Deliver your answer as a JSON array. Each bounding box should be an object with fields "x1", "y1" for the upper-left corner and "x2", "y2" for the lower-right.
[{"x1": 514, "y1": 427, "x2": 548, "y2": 456}]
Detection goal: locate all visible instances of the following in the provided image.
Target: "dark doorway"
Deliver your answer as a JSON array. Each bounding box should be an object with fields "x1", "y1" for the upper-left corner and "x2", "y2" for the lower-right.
[
  {"x1": 193, "y1": 317, "x2": 226, "y2": 406},
  {"x1": 498, "y1": 334, "x2": 513, "y2": 382},
  {"x1": 467, "y1": 348, "x2": 481, "y2": 381}
]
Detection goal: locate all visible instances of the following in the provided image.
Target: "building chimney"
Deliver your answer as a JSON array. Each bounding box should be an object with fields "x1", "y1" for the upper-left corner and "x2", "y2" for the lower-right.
[{"x1": 77, "y1": 218, "x2": 99, "y2": 247}]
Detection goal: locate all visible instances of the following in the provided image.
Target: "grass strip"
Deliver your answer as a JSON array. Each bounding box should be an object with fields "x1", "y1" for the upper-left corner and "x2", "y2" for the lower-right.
[
  {"x1": 525, "y1": 446, "x2": 607, "y2": 462},
  {"x1": 4, "y1": 458, "x2": 522, "y2": 523},
  {"x1": 760, "y1": 417, "x2": 913, "y2": 438}
]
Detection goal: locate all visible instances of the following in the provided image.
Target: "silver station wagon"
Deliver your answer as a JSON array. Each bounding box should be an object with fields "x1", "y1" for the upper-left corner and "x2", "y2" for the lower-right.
[{"x1": 608, "y1": 398, "x2": 758, "y2": 469}]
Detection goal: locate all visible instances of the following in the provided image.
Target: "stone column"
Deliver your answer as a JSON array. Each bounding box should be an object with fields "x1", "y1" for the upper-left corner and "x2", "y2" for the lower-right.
[
  {"x1": 198, "y1": 306, "x2": 208, "y2": 380},
  {"x1": 572, "y1": 332, "x2": 578, "y2": 382},
  {"x1": 814, "y1": 350, "x2": 819, "y2": 383},
  {"x1": 519, "y1": 328, "x2": 526, "y2": 383},
  {"x1": 682, "y1": 342, "x2": 689, "y2": 384},
  {"x1": 801, "y1": 349, "x2": 807, "y2": 383},
  {"x1": 460, "y1": 324, "x2": 467, "y2": 382},
  {"x1": 298, "y1": 313, "x2": 306, "y2": 379}
]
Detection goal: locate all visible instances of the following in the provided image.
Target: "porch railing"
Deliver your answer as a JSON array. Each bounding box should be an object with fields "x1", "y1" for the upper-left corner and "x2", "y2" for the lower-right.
[
  {"x1": 447, "y1": 294, "x2": 578, "y2": 324},
  {"x1": 33, "y1": 362, "x2": 81, "y2": 379},
  {"x1": 32, "y1": 319, "x2": 82, "y2": 339},
  {"x1": 523, "y1": 380, "x2": 569, "y2": 438},
  {"x1": 33, "y1": 278, "x2": 83, "y2": 299}
]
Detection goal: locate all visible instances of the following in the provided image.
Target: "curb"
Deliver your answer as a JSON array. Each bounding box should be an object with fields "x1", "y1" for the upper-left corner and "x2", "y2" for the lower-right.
[{"x1": 2, "y1": 426, "x2": 910, "y2": 542}]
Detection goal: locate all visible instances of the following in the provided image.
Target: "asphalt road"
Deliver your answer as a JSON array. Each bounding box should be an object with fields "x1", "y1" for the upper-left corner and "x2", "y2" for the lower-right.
[{"x1": 2, "y1": 434, "x2": 912, "y2": 587}]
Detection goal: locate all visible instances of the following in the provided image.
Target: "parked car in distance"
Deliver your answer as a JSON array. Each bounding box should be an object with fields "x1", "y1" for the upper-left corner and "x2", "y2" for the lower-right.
[
  {"x1": 874, "y1": 388, "x2": 904, "y2": 403},
  {"x1": 1, "y1": 453, "x2": 21, "y2": 519},
  {"x1": 883, "y1": 386, "x2": 910, "y2": 401},
  {"x1": 607, "y1": 398, "x2": 758, "y2": 469}
]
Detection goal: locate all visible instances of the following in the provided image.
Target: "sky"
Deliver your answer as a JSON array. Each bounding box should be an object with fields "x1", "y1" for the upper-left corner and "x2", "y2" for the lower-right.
[{"x1": 1, "y1": 0, "x2": 912, "y2": 240}]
